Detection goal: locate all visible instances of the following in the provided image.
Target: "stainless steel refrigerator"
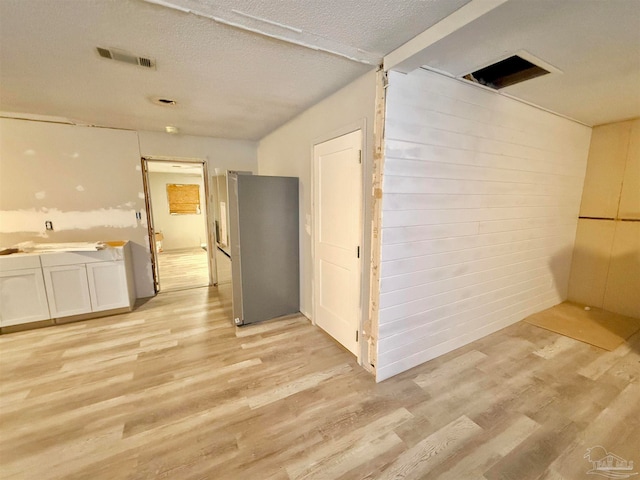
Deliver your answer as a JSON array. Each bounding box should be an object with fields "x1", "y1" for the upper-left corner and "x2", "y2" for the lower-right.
[{"x1": 227, "y1": 173, "x2": 300, "y2": 326}]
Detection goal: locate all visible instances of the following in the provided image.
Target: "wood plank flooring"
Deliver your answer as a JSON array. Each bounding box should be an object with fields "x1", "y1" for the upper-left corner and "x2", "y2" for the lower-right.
[
  {"x1": 1, "y1": 287, "x2": 639, "y2": 479},
  {"x1": 157, "y1": 248, "x2": 209, "y2": 292}
]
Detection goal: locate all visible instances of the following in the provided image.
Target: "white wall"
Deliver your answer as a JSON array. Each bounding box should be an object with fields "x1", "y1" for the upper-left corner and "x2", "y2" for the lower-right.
[
  {"x1": 257, "y1": 71, "x2": 377, "y2": 321},
  {"x1": 376, "y1": 69, "x2": 592, "y2": 381},
  {"x1": 0, "y1": 118, "x2": 258, "y2": 298},
  {"x1": 148, "y1": 171, "x2": 207, "y2": 251},
  {"x1": 138, "y1": 131, "x2": 257, "y2": 174}
]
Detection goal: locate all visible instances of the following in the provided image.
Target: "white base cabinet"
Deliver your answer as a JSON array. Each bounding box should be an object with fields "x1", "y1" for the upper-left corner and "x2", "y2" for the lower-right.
[
  {"x1": 0, "y1": 266, "x2": 50, "y2": 327},
  {"x1": 87, "y1": 261, "x2": 130, "y2": 312},
  {"x1": 0, "y1": 242, "x2": 136, "y2": 328},
  {"x1": 42, "y1": 265, "x2": 92, "y2": 317}
]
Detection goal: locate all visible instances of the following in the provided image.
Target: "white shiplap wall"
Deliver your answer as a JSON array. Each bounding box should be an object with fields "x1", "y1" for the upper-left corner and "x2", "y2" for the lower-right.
[{"x1": 376, "y1": 69, "x2": 592, "y2": 381}]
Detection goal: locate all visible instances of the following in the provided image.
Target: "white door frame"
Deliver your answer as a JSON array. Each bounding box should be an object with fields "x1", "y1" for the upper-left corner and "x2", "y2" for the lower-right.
[
  {"x1": 310, "y1": 121, "x2": 367, "y2": 363},
  {"x1": 141, "y1": 156, "x2": 216, "y2": 291}
]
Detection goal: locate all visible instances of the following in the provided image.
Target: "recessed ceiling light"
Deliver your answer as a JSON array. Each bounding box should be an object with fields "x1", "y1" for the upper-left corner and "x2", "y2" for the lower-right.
[{"x1": 165, "y1": 126, "x2": 179, "y2": 134}]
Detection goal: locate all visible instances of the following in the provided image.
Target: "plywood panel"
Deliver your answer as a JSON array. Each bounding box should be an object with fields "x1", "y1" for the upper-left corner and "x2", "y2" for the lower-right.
[
  {"x1": 567, "y1": 219, "x2": 616, "y2": 308},
  {"x1": 602, "y1": 222, "x2": 640, "y2": 318},
  {"x1": 578, "y1": 121, "x2": 630, "y2": 218},
  {"x1": 618, "y1": 119, "x2": 640, "y2": 220},
  {"x1": 525, "y1": 301, "x2": 640, "y2": 350},
  {"x1": 166, "y1": 183, "x2": 200, "y2": 215}
]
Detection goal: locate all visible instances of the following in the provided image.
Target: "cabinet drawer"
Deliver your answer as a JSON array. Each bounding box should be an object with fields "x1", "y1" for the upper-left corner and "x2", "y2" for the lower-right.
[
  {"x1": 0, "y1": 254, "x2": 41, "y2": 272},
  {"x1": 40, "y1": 248, "x2": 124, "y2": 267}
]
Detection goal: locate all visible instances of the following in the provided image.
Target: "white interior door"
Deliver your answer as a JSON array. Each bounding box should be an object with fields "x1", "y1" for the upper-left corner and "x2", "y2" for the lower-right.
[{"x1": 313, "y1": 130, "x2": 362, "y2": 355}]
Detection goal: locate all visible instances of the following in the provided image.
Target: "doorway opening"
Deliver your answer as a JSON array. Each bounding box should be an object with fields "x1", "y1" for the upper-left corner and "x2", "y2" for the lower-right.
[
  {"x1": 210, "y1": 171, "x2": 232, "y2": 288},
  {"x1": 141, "y1": 158, "x2": 215, "y2": 293}
]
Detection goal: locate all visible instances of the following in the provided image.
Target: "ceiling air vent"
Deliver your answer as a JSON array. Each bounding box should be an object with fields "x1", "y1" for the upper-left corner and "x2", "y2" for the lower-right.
[
  {"x1": 463, "y1": 54, "x2": 551, "y2": 90},
  {"x1": 96, "y1": 47, "x2": 156, "y2": 69}
]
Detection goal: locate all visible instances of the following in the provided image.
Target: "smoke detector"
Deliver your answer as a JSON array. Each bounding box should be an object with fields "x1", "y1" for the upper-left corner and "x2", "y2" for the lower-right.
[{"x1": 96, "y1": 47, "x2": 156, "y2": 69}]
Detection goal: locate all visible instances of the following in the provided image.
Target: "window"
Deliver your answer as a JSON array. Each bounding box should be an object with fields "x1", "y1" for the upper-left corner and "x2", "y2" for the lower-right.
[{"x1": 166, "y1": 183, "x2": 201, "y2": 214}]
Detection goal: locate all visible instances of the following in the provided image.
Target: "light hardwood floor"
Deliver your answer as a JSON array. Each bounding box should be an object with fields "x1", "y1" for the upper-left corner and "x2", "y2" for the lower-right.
[
  {"x1": 157, "y1": 248, "x2": 231, "y2": 292},
  {"x1": 157, "y1": 248, "x2": 210, "y2": 292},
  {"x1": 1, "y1": 287, "x2": 638, "y2": 479}
]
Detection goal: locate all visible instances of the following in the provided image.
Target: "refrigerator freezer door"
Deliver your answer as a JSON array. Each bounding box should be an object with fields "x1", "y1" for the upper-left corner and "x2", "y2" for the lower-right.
[
  {"x1": 234, "y1": 175, "x2": 299, "y2": 325},
  {"x1": 227, "y1": 173, "x2": 243, "y2": 325}
]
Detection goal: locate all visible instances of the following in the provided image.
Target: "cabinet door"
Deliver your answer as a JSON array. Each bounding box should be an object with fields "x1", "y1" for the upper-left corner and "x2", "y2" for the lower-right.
[
  {"x1": 43, "y1": 265, "x2": 92, "y2": 317},
  {"x1": 0, "y1": 268, "x2": 51, "y2": 327},
  {"x1": 86, "y1": 261, "x2": 130, "y2": 312}
]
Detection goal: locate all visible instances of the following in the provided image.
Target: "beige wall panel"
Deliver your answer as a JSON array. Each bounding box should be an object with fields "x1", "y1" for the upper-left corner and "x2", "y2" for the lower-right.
[
  {"x1": 618, "y1": 119, "x2": 640, "y2": 220},
  {"x1": 579, "y1": 122, "x2": 631, "y2": 218},
  {"x1": 567, "y1": 219, "x2": 616, "y2": 308},
  {"x1": 602, "y1": 222, "x2": 640, "y2": 318}
]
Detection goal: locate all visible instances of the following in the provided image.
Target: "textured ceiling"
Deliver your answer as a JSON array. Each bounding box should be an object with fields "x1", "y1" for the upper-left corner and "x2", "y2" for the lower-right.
[
  {"x1": 416, "y1": 0, "x2": 640, "y2": 126},
  {"x1": 173, "y1": 0, "x2": 472, "y2": 57},
  {"x1": 0, "y1": 0, "x2": 470, "y2": 139},
  {"x1": 2, "y1": 0, "x2": 636, "y2": 138}
]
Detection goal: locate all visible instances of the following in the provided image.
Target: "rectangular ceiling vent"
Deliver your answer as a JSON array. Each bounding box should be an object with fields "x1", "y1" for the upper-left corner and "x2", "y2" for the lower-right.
[
  {"x1": 96, "y1": 47, "x2": 156, "y2": 69},
  {"x1": 462, "y1": 54, "x2": 551, "y2": 90}
]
